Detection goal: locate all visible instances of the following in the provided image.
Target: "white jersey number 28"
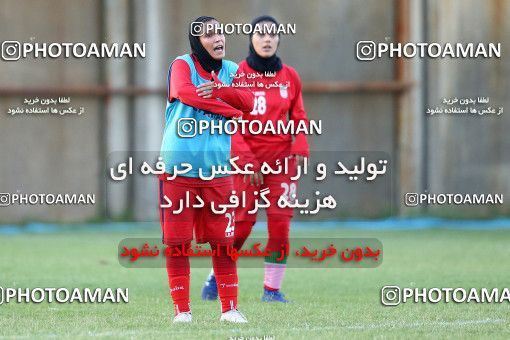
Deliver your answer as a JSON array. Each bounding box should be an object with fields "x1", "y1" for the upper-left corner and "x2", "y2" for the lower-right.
[
  {"x1": 250, "y1": 95, "x2": 266, "y2": 115},
  {"x1": 280, "y1": 182, "x2": 297, "y2": 203}
]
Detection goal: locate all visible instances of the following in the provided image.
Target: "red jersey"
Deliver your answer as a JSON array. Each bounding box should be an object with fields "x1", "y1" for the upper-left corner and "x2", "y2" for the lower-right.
[{"x1": 232, "y1": 61, "x2": 310, "y2": 171}]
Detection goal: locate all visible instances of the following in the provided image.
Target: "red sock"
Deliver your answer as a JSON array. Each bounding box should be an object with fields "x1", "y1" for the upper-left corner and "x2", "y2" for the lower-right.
[
  {"x1": 266, "y1": 215, "x2": 290, "y2": 252},
  {"x1": 216, "y1": 274, "x2": 238, "y2": 312},
  {"x1": 263, "y1": 215, "x2": 290, "y2": 291},
  {"x1": 233, "y1": 221, "x2": 255, "y2": 250},
  {"x1": 166, "y1": 243, "x2": 191, "y2": 315},
  {"x1": 169, "y1": 275, "x2": 190, "y2": 315},
  {"x1": 264, "y1": 284, "x2": 278, "y2": 292},
  {"x1": 212, "y1": 245, "x2": 238, "y2": 312}
]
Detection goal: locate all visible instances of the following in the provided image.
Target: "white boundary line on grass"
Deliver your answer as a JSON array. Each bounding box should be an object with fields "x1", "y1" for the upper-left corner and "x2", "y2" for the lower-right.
[
  {"x1": 1, "y1": 318, "x2": 506, "y2": 338},
  {"x1": 345, "y1": 318, "x2": 505, "y2": 330}
]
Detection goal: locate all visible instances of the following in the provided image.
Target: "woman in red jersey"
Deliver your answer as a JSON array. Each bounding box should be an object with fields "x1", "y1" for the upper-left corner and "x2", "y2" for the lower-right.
[
  {"x1": 160, "y1": 16, "x2": 253, "y2": 323},
  {"x1": 202, "y1": 15, "x2": 310, "y2": 303}
]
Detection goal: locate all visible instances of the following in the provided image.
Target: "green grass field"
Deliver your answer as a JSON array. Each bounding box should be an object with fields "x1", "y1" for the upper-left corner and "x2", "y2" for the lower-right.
[{"x1": 1, "y1": 225, "x2": 510, "y2": 339}]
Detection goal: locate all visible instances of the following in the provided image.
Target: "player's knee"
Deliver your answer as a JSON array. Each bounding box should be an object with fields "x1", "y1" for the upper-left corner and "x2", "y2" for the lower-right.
[
  {"x1": 165, "y1": 242, "x2": 191, "y2": 277},
  {"x1": 266, "y1": 215, "x2": 291, "y2": 252},
  {"x1": 267, "y1": 215, "x2": 291, "y2": 238}
]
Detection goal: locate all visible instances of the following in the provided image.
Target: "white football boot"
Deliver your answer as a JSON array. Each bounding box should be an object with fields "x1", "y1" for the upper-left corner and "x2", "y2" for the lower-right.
[
  {"x1": 220, "y1": 309, "x2": 248, "y2": 323},
  {"x1": 173, "y1": 311, "x2": 192, "y2": 323}
]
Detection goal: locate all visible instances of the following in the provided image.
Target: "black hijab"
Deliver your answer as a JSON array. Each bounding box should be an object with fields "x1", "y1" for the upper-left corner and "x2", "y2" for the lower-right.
[
  {"x1": 188, "y1": 16, "x2": 223, "y2": 73},
  {"x1": 246, "y1": 15, "x2": 283, "y2": 73}
]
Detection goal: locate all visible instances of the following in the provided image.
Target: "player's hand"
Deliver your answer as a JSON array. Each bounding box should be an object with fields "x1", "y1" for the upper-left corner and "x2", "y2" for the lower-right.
[
  {"x1": 244, "y1": 171, "x2": 264, "y2": 186},
  {"x1": 196, "y1": 70, "x2": 222, "y2": 99},
  {"x1": 210, "y1": 70, "x2": 220, "y2": 83},
  {"x1": 196, "y1": 81, "x2": 215, "y2": 98}
]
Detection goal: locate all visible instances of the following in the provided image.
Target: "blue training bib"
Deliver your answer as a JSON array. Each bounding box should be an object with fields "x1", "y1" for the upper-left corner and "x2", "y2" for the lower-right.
[{"x1": 160, "y1": 54, "x2": 239, "y2": 178}]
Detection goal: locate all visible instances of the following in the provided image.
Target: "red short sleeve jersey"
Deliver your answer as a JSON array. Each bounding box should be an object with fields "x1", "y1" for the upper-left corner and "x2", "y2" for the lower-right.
[{"x1": 232, "y1": 61, "x2": 310, "y2": 169}]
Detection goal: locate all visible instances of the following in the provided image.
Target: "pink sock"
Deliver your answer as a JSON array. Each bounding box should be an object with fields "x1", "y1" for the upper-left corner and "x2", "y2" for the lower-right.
[{"x1": 263, "y1": 262, "x2": 286, "y2": 291}]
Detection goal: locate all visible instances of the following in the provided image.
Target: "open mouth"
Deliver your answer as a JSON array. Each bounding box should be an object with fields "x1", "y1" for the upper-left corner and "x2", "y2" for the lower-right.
[{"x1": 213, "y1": 45, "x2": 224, "y2": 52}]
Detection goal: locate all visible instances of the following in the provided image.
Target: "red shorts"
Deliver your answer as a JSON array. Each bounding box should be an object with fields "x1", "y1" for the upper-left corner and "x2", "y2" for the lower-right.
[
  {"x1": 234, "y1": 158, "x2": 298, "y2": 222},
  {"x1": 158, "y1": 175, "x2": 235, "y2": 246}
]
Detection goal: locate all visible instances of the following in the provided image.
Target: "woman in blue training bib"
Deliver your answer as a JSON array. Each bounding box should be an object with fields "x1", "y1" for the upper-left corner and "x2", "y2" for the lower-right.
[{"x1": 158, "y1": 16, "x2": 254, "y2": 324}]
